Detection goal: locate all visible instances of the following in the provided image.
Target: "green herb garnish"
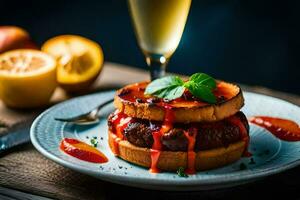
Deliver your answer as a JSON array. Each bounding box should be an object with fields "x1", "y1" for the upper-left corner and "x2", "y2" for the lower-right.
[
  {"x1": 145, "y1": 73, "x2": 216, "y2": 103},
  {"x1": 90, "y1": 138, "x2": 98, "y2": 147},
  {"x1": 177, "y1": 167, "x2": 188, "y2": 178}
]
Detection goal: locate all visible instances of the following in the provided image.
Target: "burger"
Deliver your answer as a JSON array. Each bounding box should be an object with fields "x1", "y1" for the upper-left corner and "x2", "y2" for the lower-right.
[{"x1": 108, "y1": 73, "x2": 250, "y2": 174}]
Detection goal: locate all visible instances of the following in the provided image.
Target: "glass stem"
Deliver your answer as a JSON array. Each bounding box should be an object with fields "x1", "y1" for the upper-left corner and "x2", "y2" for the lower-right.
[{"x1": 146, "y1": 55, "x2": 169, "y2": 80}]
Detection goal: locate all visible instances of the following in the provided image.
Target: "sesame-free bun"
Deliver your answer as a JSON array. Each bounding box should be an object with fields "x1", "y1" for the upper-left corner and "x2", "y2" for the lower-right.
[
  {"x1": 109, "y1": 130, "x2": 245, "y2": 171},
  {"x1": 114, "y1": 81, "x2": 244, "y2": 123}
]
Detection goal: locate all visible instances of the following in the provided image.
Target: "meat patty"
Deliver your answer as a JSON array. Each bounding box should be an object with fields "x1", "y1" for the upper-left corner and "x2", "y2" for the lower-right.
[
  {"x1": 108, "y1": 111, "x2": 249, "y2": 152},
  {"x1": 123, "y1": 122, "x2": 154, "y2": 148}
]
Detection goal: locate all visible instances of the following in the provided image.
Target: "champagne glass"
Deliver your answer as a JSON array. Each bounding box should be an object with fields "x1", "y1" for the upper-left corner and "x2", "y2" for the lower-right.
[{"x1": 128, "y1": 0, "x2": 192, "y2": 80}]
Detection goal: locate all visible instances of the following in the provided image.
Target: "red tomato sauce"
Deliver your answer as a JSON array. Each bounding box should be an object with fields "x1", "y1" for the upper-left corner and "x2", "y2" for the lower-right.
[
  {"x1": 60, "y1": 138, "x2": 108, "y2": 163},
  {"x1": 250, "y1": 116, "x2": 300, "y2": 141},
  {"x1": 184, "y1": 128, "x2": 197, "y2": 174},
  {"x1": 227, "y1": 115, "x2": 252, "y2": 157},
  {"x1": 149, "y1": 104, "x2": 174, "y2": 173}
]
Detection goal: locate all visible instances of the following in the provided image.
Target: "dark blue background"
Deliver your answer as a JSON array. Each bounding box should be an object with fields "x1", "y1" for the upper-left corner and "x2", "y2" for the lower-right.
[{"x1": 1, "y1": 0, "x2": 299, "y2": 94}]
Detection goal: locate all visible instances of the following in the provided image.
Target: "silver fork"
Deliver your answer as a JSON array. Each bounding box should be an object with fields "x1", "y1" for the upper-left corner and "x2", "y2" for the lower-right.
[{"x1": 54, "y1": 98, "x2": 114, "y2": 125}]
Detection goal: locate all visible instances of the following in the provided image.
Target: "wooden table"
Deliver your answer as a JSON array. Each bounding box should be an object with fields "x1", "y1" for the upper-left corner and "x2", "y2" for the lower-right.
[{"x1": 0, "y1": 62, "x2": 299, "y2": 200}]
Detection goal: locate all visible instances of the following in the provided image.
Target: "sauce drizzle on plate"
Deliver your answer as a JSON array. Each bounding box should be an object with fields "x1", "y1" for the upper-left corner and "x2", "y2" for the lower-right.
[
  {"x1": 250, "y1": 116, "x2": 300, "y2": 141},
  {"x1": 60, "y1": 138, "x2": 108, "y2": 163}
]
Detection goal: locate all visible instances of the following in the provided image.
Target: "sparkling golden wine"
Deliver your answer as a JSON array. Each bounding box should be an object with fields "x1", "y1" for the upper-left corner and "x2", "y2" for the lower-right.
[{"x1": 128, "y1": 0, "x2": 192, "y2": 58}]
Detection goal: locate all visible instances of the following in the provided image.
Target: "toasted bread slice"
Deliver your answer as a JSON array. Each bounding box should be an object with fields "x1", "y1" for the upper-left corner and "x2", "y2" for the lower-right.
[
  {"x1": 108, "y1": 130, "x2": 245, "y2": 171},
  {"x1": 114, "y1": 81, "x2": 244, "y2": 123}
]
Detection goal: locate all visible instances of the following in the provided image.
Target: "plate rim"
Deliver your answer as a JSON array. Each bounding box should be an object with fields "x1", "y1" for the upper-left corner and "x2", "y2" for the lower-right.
[{"x1": 30, "y1": 91, "x2": 300, "y2": 186}]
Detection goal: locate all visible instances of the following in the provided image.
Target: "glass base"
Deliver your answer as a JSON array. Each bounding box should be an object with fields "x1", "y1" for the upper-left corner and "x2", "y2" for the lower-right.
[{"x1": 145, "y1": 54, "x2": 169, "y2": 80}]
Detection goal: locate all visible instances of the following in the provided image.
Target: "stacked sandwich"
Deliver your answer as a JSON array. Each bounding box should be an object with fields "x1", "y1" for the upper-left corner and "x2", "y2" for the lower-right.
[{"x1": 108, "y1": 76, "x2": 249, "y2": 173}]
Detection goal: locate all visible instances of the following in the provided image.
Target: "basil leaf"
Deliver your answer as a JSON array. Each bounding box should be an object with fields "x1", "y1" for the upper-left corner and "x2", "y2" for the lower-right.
[
  {"x1": 189, "y1": 73, "x2": 216, "y2": 89},
  {"x1": 155, "y1": 86, "x2": 185, "y2": 100},
  {"x1": 154, "y1": 87, "x2": 172, "y2": 98},
  {"x1": 144, "y1": 73, "x2": 217, "y2": 103},
  {"x1": 145, "y1": 76, "x2": 184, "y2": 95},
  {"x1": 185, "y1": 82, "x2": 216, "y2": 103}
]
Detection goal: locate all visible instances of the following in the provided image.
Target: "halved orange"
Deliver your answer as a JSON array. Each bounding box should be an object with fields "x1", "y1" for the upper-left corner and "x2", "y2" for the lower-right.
[
  {"x1": 0, "y1": 49, "x2": 57, "y2": 108},
  {"x1": 41, "y1": 35, "x2": 103, "y2": 93}
]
